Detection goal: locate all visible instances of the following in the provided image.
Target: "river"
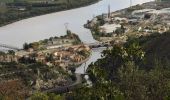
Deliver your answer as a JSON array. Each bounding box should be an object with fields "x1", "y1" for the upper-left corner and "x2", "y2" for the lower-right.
[{"x1": 0, "y1": 0, "x2": 153, "y2": 73}]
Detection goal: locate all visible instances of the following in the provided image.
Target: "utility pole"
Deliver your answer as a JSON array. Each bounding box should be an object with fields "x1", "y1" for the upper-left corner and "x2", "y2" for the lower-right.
[
  {"x1": 130, "y1": 0, "x2": 132, "y2": 8},
  {"x1": 67, "y1": 0, "x2": 70, "y2": 8},
  {"x1": 64, "y1": 22, "x2": 69, "y2": 33},
  {"x1": 84, "y1": 63, "x2": 86, "y2": 74},
  {"x1": 108, "y1": 4, "x2": 111, "y2": 18}
]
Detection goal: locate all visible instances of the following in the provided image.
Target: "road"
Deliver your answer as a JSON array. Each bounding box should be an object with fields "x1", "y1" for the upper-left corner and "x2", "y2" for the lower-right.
[
  {"x1": 0, "y1": 69, "x2": 83, "y2": 94},
  {"x1": 43, "y1": 73, "x2": 82, "y2": 94}
]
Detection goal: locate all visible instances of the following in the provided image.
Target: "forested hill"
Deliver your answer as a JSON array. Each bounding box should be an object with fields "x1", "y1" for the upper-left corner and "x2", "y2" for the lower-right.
[
  {"x1": 144, "y1": 32, "x2": 170, "y2": 60},
  {"x1": 137, "y1": 31, "x2": 170, "y2": 68},
  {"x1": 0, "y1": 0, "x2": 100, "y2": 26},
  {"x1": 66, "y1": 31, "x2": 170, "y2": 100}
]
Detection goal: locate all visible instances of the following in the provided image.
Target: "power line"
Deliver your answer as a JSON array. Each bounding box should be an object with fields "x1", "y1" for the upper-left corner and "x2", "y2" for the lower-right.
[{"x1": 130, "y1": 0, "x2": 132, "y2": 7}]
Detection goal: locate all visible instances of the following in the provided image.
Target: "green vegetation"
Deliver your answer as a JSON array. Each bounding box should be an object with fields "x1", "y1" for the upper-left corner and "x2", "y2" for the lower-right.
[
  {"x1": 66, "y1": 31, "x2": 170, "y2": 100},
  {"x1": 0, "y1": 0, "x2": 99, "y2": 26},
  {"x1": 157, "y1": 0, "x2": 170, "y2": 2},
  {"x1": 126, "y1": 31, "x2": 170, "y2": 68},
  {"x1": 0, "y1": 60, "x2": 73, "y2": 99},
  {"x1": 90, "y1": 23, "x2": 101, "y2": 41},
  {"x1": 1, "y1": 30, "x2": 169, "y2": 100},
  {"x1": 0, "y1": 0, "x2": 13, "y2": 3},
  {"x1": 30, "y1": 92, "x2": 64, "y2": 100},
  {"x1": 2, "y1": 27, "x2": 170, "y2": 100}
]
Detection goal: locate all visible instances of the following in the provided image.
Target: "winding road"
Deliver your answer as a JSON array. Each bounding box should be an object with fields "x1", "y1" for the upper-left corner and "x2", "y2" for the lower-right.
[{"x1": 44, "y1": 73, "x2": 82, "y2": 94}]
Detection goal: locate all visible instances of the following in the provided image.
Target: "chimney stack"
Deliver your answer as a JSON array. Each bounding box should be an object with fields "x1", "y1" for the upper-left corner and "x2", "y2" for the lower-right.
[{"x1": 108, "y1": 4, "x2": 111, "y2": 18}]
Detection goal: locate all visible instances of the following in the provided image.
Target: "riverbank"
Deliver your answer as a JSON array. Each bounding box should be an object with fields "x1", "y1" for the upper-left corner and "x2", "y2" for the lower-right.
[
  {"x1": 0, "y1": 0, "x2": 153, "y2": 48},
  {"x1": 0, "y1": 0, "x2": 156, "y2": 99},
  {"x1": 0, "y1": 0, "x2": 100, "y2": 27},
  {"x1": 85, "y1": 1, "x2": 170, "y2": 45}
]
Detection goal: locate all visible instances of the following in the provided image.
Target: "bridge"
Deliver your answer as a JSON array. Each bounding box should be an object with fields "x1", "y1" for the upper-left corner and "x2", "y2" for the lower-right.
[
  {"x1": 0, "y1": 43, "x2": 21, "y2": 51},
  {"x1": 85, "y1": 41, "x2": 111, "y2": 48}
]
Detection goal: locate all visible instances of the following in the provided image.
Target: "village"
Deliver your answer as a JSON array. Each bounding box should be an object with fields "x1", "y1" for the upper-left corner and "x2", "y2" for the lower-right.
[
  {"x1": 1, "y1": 0, "x2": 170, "y2": 98},
  {"x1": 2, "y1": 1, "x2": 170, "y2": 92},
  {"x1": 16, "y1": 31, "x2": 91, "y2": 69},
  {"x1": 0, "y1": 31, "x2": 91, "y2": 91},
  {"x1": 85, "y1": 1, "x2": 170, "y2": 45}
]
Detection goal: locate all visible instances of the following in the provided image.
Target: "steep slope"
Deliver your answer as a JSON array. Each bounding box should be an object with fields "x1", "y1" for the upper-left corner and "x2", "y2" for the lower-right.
[{"x1": 139, "y1": 31, "x2": 170, "y2": 67}]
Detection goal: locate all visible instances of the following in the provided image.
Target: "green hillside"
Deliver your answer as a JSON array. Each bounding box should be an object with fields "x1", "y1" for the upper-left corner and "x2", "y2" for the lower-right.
[
  {"x1": 66, "y1": 31, "x2": 170, "y2": 99},
  {"x1": 0, "y1": 0, "x2": 13, "y2": 3},
  {"x1": 156, "y1": 0, "x2": 170, "y2": 1},
  {"x1": 0, "y1": 0, "x2": 99, "y2": 26}
]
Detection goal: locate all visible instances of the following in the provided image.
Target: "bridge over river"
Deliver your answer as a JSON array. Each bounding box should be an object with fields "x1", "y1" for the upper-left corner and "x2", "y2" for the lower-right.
[
  {"x1": 0, "y1": 43, "x2": 21, "y2": 51},
  {"x1": 85, "y1": 41, "x2": 111, "y2": 48}
]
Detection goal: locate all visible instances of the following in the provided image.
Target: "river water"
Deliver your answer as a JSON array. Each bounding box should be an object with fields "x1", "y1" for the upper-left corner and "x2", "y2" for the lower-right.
[{"x1": 0, "y1": 0, "x2": 153, "y2": 73}]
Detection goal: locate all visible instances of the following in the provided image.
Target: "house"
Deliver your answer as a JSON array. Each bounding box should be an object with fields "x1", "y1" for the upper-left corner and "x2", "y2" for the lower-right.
[{"x1": 70, "y1": 54, "x2": 83, "y2": 62}]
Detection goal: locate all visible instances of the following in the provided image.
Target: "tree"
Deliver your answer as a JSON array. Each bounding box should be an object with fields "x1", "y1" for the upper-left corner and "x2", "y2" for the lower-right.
[
  {"x1": 29, "y1": 42, "x2": 40, "y2": 50},
  {"x1": 23, "y1": 42, "x2": 29, "y2": 50},
  {"x1": 31, "y1": 92, "x2": 48, "y2": 100},
  {"x1": 8, "y1": 50, "x2": 15, "y2": 55},
  {"x1": 31, "y1": 93, "x2": 63, "y2": 100},
  {"x1": 46, "y1": 54, "x2": 54, "y2": 62},
  {"x1": 48, "y1": 93, "x2": 64, "y2": 100},
  {"x1": 84, "y1": 40, "x2": 170, "y2": 100},
  {"x1": 69, "y1": 82, "x2": 124, "y2": 100},
  {"x1": 92, "y1": 23, "x2": 100, "y2": 36},
  {"x1": 115, "y1": 24, "x2": 126, "y2": 35},
  {"x1": 67, "y1": 30, "x2": 72, "y2": 36},
  {"x1": 118, "y1": 61, "x2": 147, "y2": 100}
]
